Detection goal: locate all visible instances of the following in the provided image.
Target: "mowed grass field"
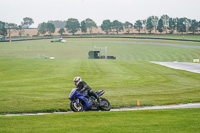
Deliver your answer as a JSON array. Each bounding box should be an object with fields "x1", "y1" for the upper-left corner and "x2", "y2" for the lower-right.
[
  {"x1": 1, "y1": 38, "x2": 200, "y2": 133},
  {"x1": 0, "y1": 38, "x2": 200, "y2": 114},
  {"x1": 1, "y1": 108, "x2": 200, "y2": 133}
]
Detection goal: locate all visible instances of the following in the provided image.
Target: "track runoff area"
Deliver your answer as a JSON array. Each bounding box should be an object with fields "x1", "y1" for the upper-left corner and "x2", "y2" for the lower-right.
[{"x1": 1, "y1": 40, "x2": 200, "y2": 117}]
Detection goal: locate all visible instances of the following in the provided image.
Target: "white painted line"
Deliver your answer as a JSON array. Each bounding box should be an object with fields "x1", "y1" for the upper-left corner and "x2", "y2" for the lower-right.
[
  {"x1": 111, "y1": 103, "x2": 200, "y2": 111},
  {"x1": 1, "y1": 103, "x2": 200, "y2": 117}
]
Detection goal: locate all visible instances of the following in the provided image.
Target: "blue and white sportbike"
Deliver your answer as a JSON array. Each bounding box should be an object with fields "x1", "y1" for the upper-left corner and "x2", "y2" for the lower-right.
[{"x1": 68, "y1": 88, "x2": 111, "y2": 112}]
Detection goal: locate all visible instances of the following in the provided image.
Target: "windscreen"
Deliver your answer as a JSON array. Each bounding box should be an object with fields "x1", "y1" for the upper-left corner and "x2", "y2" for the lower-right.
[{"x1": 69, "y1": 88, "x2": 78, "y2": 98}]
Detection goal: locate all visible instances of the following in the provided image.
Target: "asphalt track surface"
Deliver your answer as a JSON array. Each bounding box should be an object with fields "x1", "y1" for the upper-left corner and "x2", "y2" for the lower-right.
[
  {"x1": 1, "y1": 103, "x2": 200, "y2": 117},
  {"x1": 151, "y1": 62, "x2": 200, "y2": 74}
]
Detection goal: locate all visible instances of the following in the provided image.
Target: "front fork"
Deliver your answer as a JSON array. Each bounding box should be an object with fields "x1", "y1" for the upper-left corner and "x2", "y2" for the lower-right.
[{"x1": 75, "y1": 99, "x2": 80, "y2": 106}]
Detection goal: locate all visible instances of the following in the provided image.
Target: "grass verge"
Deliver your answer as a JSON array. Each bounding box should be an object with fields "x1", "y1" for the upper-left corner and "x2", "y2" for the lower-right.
[{"x1": 0, "y1": 108, "x2": 200, "y2": 133}]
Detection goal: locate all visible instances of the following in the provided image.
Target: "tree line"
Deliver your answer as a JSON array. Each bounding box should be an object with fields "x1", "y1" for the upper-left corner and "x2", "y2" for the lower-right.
[
  {"x1": 37, "y1": 15, "x2": 200, "y2": 35},
  {"x1": 1, "y1": 15, "x2": 200, "y2": 37},
  {"x1": 0, "y1": 17, "x2": 34, "y2": 38}
]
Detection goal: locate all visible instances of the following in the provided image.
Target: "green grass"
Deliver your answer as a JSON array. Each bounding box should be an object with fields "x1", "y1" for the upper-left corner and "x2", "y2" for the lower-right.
[
  {"x1": 1, "y1": 108, "x2": 200, "y2": 133},
  {"x1": 1, "y1": 38, "x2": 200, "y2": 59},
  {"x1": 0, "y1": 38, "x2": 200, "y2": 114}
]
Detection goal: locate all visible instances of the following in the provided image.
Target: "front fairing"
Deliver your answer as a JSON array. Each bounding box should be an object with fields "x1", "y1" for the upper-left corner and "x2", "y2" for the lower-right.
[
  {"x1": 68, "y1": 88, "x2": 91, "y2": 111},
  {"x1": 68, "y1": 88, "x2": 87, "y2": 100},
  {"x1": 68, "y1": 88, "x2": 78, "y2": 99}
]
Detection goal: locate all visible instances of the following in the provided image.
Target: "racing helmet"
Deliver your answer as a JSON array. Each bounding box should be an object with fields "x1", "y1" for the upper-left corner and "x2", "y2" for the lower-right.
[{"x1": 73, "y1": 76, "x2": 82, "y2": 86}]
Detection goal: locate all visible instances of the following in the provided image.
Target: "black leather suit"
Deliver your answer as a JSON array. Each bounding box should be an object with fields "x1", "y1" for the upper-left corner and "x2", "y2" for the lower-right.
[{"x1": 77, "y1": 81, "x2": 99, "y2": 100}]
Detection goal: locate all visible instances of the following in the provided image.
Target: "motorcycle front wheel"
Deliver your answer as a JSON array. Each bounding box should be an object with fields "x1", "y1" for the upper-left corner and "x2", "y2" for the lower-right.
[{"x1": 70, "y1": 101, "x2": 84, "y2": 112}]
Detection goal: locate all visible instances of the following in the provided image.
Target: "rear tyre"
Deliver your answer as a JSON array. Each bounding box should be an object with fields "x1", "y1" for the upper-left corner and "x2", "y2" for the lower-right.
[
  {"x1": 99, "y1": 98, "x2": 111, "y2": 111},
  {"x1": 70, "y1": 101, "x2": 84, "y2": 112}
]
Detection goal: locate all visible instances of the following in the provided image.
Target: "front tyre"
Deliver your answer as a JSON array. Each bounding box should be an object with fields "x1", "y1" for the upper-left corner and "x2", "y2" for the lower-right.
[
  {"x1": 99, "y1": 98, "x2": 111, "y2": 111},
  {"x1": 70, "y1": 101, "x2": 84, "y2": 112}
]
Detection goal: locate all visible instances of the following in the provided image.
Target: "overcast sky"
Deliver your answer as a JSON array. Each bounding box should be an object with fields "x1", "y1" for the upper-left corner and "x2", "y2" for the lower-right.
[{"x1": 1, "y1": 0, "x2": 200, "y2": 28}]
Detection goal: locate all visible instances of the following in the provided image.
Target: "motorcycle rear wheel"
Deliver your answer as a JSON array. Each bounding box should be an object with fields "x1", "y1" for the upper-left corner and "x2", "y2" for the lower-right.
[
  {"x1": 70, "y1": 101, "x2": 84, "y2": 112},
  {"x1": 99, "y1": 98, "x2": 111, "y2": 111}
]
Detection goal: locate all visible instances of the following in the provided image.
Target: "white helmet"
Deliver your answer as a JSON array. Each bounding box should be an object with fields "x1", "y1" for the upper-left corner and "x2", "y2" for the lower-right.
[{"x1": 73, "y1": 76, "x2": 82, "y2": 86}]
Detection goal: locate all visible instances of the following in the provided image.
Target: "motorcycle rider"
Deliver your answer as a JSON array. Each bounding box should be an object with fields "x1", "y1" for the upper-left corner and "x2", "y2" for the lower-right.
[{"x1": 73, "y1": 76, "x2": 100, "y2": 102}]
